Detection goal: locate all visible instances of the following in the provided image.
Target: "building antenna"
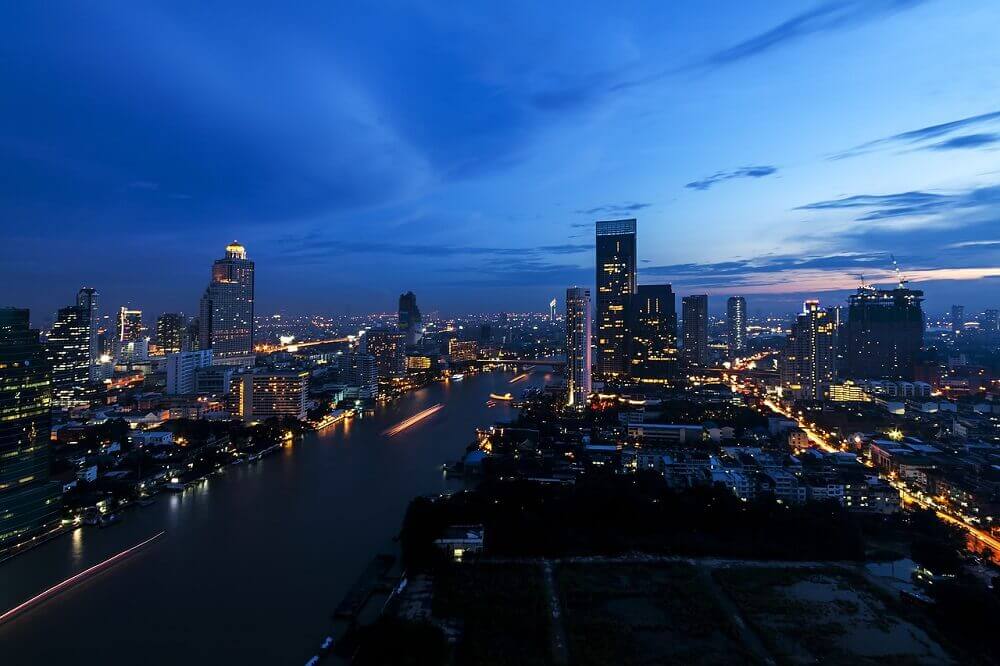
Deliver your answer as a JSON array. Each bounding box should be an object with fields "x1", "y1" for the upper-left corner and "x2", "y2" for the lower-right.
[{"x1": 890, "y1": 254, "x2": 908, "y2": 288}]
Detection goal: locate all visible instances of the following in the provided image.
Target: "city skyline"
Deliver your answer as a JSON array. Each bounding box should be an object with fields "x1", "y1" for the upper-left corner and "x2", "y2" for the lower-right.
[{"x1": 2, "y1": 2, "x2": 1000, "y2": 318}]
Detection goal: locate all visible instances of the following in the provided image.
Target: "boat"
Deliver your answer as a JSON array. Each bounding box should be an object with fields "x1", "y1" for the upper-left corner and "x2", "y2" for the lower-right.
[
  {"x1": 451, "y1": 373, "x2": 465, "y2": 381},
  {"x1": 486, "y1": 400, "x2": 496, "y2": 408},
  {"x1": 489, "y1": 392, "x2": 513, "y2": 401}
]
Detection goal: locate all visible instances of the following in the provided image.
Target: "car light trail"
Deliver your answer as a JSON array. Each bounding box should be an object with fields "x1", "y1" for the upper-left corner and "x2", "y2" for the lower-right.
[
  {"x1": 382, "y1": 404, "x2": 444, "y2": 436},
  {"x1": 509, "y1": 373, "x2": 530, "y2": 384},
  {"x1": 0, "y1": 530, "x2": 166, "y2": 626}
]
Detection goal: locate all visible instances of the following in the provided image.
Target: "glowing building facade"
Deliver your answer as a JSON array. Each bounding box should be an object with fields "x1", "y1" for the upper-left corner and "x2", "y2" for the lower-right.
[
  {"x1": 726, "y1": 296, "x2": 747, "y2": 358},
  {"x1": 240, "y1": 370, "x2": 309, "y2": 421},
  {"x1": 565, "y1": 287, "x2": 592, "y2": 407},
  {"x1": 681, "y1": 295, "x2": 708, "y2": 368},
  {"x1": 199, "y1": 242, "x2": 255, "y2": 366},
  {"x1": 48, "y1": 304, "x2": 91, "y2": 407},
  {"x1": 0, "y1": 308, "x2": 61, "y2": 547},
  {"x1": 75, "y1": 287, "x2": 100, "y2": 380},
  {"x1": 595, "y1": 219, "x2": 636, "y2": 378},
  {"x1": 781, "y1": 300, "x2": 838, "y2": 400},
  {"x1": 628, "y1": 284, "x2": 677, "y2": 381}
]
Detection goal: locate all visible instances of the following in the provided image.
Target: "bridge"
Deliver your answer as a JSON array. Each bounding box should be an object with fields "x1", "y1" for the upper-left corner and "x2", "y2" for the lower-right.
[
  {"x1": 474, "y1": 357, "x2": 565, "y2": 368},
  {"x1": 255, "y1": 337, "x2": 353, "y2": 353}
]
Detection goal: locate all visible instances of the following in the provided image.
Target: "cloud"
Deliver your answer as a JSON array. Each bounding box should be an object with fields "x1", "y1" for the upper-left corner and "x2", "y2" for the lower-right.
[
  {"x1": 686, "y1": 165, "x2": 777, "y2": 191},
  {"x1": 693, "y1": 0, "x2": 926, "y2": 71},
  {"x1": 928, "y1": 133, "x2": 1000, "y2": 151},
  {"x1": 574, "y1": 202, "x2": 651, "y2": 215},
  {"x1": 795, "y1": 185, "x2": 1000, "y2": 222},
  {"x1": 945, "y1": 239, "x2": 1000, "y2": 249},
  {"x1": 273, "y1": 234, "x2": 593, "y2": 261},
  {"x1": 831, "y1": 110, "x2": 1000, "y2": 159}
]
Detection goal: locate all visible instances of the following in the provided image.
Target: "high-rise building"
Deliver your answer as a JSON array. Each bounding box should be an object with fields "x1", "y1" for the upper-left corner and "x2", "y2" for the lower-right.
[
  {"x1": 0, "y1": 308, "x2": 61, "y2": 548},
  {"x1": 116, "y1": 306, "x2": 143, "y2": 345},
  {"x1": 166, "y1": 349, "x2": 213, "y2": 394},
  {"x1": 199, "y1": 241, "x2": 255, "y2": 366},
  {"x1": 347, "y1": 353, "x2": 379, "y2": 398},
  {"x1": 950, "y1": 304, "x2": 965, "y2": 334},
  {"x1": 726, "y1": 296, "x2": 747, "y2": 358},
  {"x1": 565, "y1": 287, "x2": 592, "y2": 407},
  {"x1": 447, "y1": 339, "x2": 478, "y2": 364},
  {"x1": 681, "y1": 295, "x2": 709, "y2": 368},
  {"x1": 48, "y1": 305, "x2": 91, "y2": 407},
  {"x1": 781, "y1": 300, "x2": 838, "y2": 400},
  {"x1": 76, "y1": 287, "x2": 100, "y2": 380},
  {"x1": 240, "y1": 370, "x2": 308, "y2": 421},
  {"x1": 156, "y1": 313, "x2": 186, "y2": 354},
  {"x1": 398, "y1": 291, "x2": 423, "y2": 346},
  {"x1": 627, "y1": 284, "x2": 677, "y2": 381},
  {"x1": 845, "y1": 285, "x2": 924, "y2": 380},
  {"x1": 595, "y1": 218, "x2": 636, "y2": 378},
  {"x1": 549, "y1": 298, "x2": 557, "y2": 322},
  {"x1": 364, "y1": 328, "x2": 406, "y2": 379},
  {"x1": 980, "y1": 309, "x2": 999, "y2": 333}
]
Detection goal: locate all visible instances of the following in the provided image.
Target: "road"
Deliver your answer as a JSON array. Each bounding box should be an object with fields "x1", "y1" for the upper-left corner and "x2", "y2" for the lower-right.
[{"x1": 756, "y1": 392, "x2": 1000, "y2": 562}]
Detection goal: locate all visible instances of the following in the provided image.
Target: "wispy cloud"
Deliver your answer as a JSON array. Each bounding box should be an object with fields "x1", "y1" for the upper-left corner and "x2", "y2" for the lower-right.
[
  {"x1": 693, "y1": 0, "x2": 926, "y2": 71},
  {"x1": 831, "y1": 110, "x2": 1000, "y2": 159},
  {"x1": 273, "y1": 234, "x2": 593, "y2": 261},
  {"x1": 795, "y1": 185, "x2": 1000, "y2": 222},
  {"x1": 574, "y1": 201, "x2": 651, "y2": 215},
  {"x1": 945, "y1": 239, "x2": 1000, "y2": 249},
  {"x1": 686, "y1": 165, "x2": 777, "y2": 191}
]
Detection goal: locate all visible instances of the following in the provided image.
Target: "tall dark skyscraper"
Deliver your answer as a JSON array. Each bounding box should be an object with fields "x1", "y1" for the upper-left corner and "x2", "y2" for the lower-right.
[
  {"x1": 156, "y1": 313, "x2": 186, "y2": 354},
  {"x1": 726, "y1": 296, "x2": 747, "y2": 358},
  {"x1": 950, "y1": 304, "x2": 965, "y2": 335},
  {"x1": 48, "y1": 304, "x2": 91, "y2": 407},
  {"x1": 76, "y1": 287, "x2": 99, "y2": 380},
  {"x1": 595, "y1": 218, "x2": 636, "y2": 378},
  {"x1": 845, "y1": 284, "x2": 924, "y2": 380},
  {"x1": 780, "y1": 300, "x2": 837, "y2": 400},
  {"x1": 199, "y1": 242, "x2": 255, "y2": 366},
  {"x1": 628, "y1": 284, "x2": 677, "y2": 381},
  {"x1": 0, "y1": 308, "x2": 60, "y2": 548},
  {"x1": 398, "y1": 291, "x2": 422, "y2": 346},
  {"x1": 681, "y1": 295, "x2": 708, "y2": 368},
  {"x1": 565, "y1": 287, "x2": 592, "y2": 407}
]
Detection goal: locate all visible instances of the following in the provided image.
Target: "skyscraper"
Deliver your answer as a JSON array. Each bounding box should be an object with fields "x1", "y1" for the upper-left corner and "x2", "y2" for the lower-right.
[
  {"x1": 48, "y1": 304, "x2": 91, "y2": 407},
  {"x1": 199, "y1": 241, "x2": 255, "y2": 366},
  {"x1": 549, "y1": 298, "x2": 557, "y2": 322},
  {"x1": 76, "y1": 287, "x2": 100, "y2": 380},
  {"x1": 781, "y1": 300, "x2": 837, "y2": 400},
  {"x1": 116, "y1": 306, "x2": 143, "y2": 344},
  {"x1": 950, "y1": 304, "x2": 965, "y2": 335},
  {"x1": 364, "y1": 328, "x2": 406, "y2": 379},
  {"x1": 157, "y1": 313, "x2": 186, "y2": 354},
  {"x1": 628, "y1": 284, "x2": 677, "y2": 381},
  {"x1": 565, "y1": 287, "x2": 592, "y2": 407},
  {"x1": 681, "y1": 295, "x2": 708, "y2": 368},
  {"x1": 398, "y1": 291, "x2": 422, "y2": 346},
  {"x1": 0, "y1": 308, "x2": 61, "y2": 548},
  {"x1": 726, "y1": 296, "x2": 747, "y2": 358},
  {"x1": 981, "y1": 309, "x2": 999, "y2": 333},
  {"x1": 595, "y1": 218, "x2": 636, "y2": 378},
  {"x1": 845, "y1": 285, "x2": 924, "y2": 380}
]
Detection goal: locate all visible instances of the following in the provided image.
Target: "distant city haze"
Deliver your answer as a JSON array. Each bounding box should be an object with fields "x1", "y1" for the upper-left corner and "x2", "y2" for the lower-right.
[{"x1": 2, "y1": 2, "x2": 999, "y2": 318}]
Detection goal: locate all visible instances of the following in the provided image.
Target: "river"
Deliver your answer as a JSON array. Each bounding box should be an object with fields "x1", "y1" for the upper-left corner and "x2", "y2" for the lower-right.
[{"x1": 0, "y1": 369, "x2": 550, "y2": 664}]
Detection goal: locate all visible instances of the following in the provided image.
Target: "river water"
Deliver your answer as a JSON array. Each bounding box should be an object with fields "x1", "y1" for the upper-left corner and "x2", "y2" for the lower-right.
[{"x1": 0, "y1": 370, "x2": 548, "y2": 664}]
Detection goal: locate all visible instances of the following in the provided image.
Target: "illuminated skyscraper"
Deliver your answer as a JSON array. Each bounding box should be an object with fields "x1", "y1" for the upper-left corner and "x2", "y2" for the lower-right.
[
  {"x1": 595, "y1": 218, "x2": 636, "y2": 378},
  {"x1": 156, "y1": 313, "x2": 186, "y2": 354},
  {"x1": 0, "y1": 308, "x2": 61, "y2": 547},
  {"x1": 364, "y1": 328, "x2": 406, "y2": 379},
  {"x1": 565, "y1": 287, "x2": 592, "y2": 407},
  {"x1": 48, "y1": 304, "x2": 91, "y2": 407},
  {"x1": 199, "y1": 241, "x2": 255, "y2": 366},
  {"x1": 845, "y1": 285, "x2": 924, "y2": 380},
  {"x1": 681, "y1": 295, "x2": 708, "y2": 367},
  {"x1": 240, "y1": 370, "x2": 309, "y2": 421},
  {"x1": 726, "y1": 296, "x2": 747, "y2": 358},
  {"x1": 75, "y1": 287, "x2": 100, "y2": 380},
  {"x1": 398, "y1": 291, "x2": 422, "y2": 346},
  {"x1": 628, "y1": 284, "x2": 677, "y2": 381},
  {"x1": 116, "y1": 306, "x2": 143, "y2": 343},
  {"x1": 781, "y1": 300, "x2": 837, "y2": 399}
]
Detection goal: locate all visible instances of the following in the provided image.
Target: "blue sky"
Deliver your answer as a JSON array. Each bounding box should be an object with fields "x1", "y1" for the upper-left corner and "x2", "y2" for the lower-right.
[{"x1": 1, "y1": 0, "x2": 999, "y2": 321}]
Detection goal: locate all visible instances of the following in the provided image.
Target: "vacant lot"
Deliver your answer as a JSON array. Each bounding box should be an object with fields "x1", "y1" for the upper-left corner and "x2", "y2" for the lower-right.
[
  {"x1": 557, "y1": 562, "x2": 757, "y2": 665},
  {"x1": 714, "y1": 566, "x2": 952, "y2": 665}
]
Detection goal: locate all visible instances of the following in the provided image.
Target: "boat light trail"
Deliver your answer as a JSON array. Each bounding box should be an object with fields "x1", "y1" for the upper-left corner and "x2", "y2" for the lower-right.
[
  {"x1": 0, "y1": 530, "x2": 166, "y2": 626},
  {"x1": 382, "y1": 403, "x2": 444, "y2": 436},
  {"x1": 509, "y1": 372, "x2": 530, "y2": 384}
]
